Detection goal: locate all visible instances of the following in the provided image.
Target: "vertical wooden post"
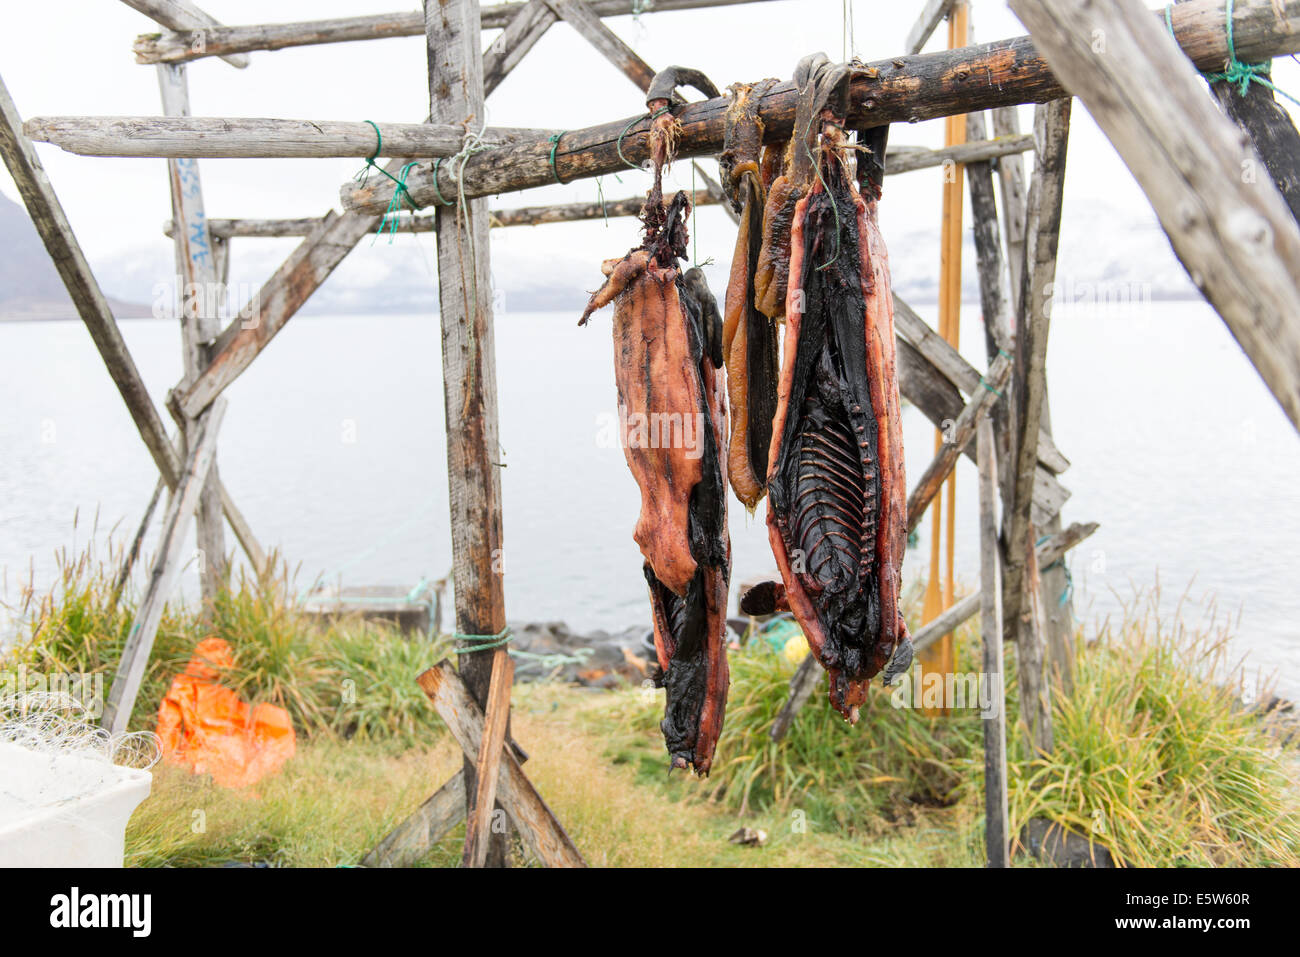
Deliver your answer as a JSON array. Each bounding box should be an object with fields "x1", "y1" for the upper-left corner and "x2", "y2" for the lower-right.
[
  {"x1": 983, "y1": 107, "x2": 1075, "y2": 692},
  {"x1": 425, "y1": 0, "x2": 511, "y2": 869},
  {"x1": 1004, "y1": 98, "x2": 1070, "y2": 755},
  {"x1": 976, "y1": 416, "x2": 1009, "y2": 867},
  {"x1": 157, "y1": 62, "x2": 227, "y2": 609},
  {"x1": 1210, "y1": 79, "x2": 1300, "y2": 227}
]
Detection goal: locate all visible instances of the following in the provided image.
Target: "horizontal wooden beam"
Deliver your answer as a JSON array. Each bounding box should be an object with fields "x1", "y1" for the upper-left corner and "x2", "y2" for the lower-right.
[
  {"x1": 132, "y1": 0, "x2": 779, "y2": 65},
  {"x1": 121, "y1": 0, "x2": 249, "y2": 68},
  {"x1": 23, "y1": 117, "x2": 544, "y2": 159},
  {"x1": 911, "y1": 521, "x2": 1098, "y2": 654},
  {"x1": 887, "y1": 133, "x2": 1033, "y2": 174},
  {"x1": 341, "y1": 0, "x2": 1300, "y2": 215}
]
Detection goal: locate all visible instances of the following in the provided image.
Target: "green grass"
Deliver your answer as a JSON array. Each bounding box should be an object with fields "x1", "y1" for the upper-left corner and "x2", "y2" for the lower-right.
[{"x1": 5, "y1": 540, "x2": 1296, "y2": 867}]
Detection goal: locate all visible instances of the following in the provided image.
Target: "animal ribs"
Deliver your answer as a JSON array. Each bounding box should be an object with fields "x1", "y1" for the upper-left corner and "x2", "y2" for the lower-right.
[{"x1": 745, "y1": 55, "x2": 912, "y2": 722}]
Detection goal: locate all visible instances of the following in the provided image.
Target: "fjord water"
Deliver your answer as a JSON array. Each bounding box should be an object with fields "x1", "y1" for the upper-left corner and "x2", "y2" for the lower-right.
[{"x1": 2, "y1": 300, "x2": 1297, "y2": 698}]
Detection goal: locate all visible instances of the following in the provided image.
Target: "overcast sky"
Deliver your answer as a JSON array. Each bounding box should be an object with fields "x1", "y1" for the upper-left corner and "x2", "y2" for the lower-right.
[{"x1": 3, "y1": 0, "x2": 1298, "y2": 299}]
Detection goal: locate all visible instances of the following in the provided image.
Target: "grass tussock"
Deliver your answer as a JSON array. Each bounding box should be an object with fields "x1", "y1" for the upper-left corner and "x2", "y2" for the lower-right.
[
  {"x1": 4, "y1": 540, "x2": 453, "y2": 747},
  {"x1": 5, "y1": 538, "x2": 1296, "y2": 868}
]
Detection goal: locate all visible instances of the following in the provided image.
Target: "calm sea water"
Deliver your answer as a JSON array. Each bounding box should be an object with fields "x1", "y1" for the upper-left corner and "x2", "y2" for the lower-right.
[{"x1": 2, "y1": 301, "x2": 1297, "y2": 697}]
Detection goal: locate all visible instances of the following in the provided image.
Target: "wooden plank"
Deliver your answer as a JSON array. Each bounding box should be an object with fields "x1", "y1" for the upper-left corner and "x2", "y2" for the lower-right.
[
  {"x1": 887, "y1": 134, "x2": 1033, "y2": 175},
  {"x1": 427, "y1": 0, "x2": 513, "y2": 870},
  {"x1": 975, "y1": 417, "x2": 1009, "y2": 867},
  {"x1": 418, "y1": 662, "x2": 586, "y2": 867},
  {"x1": 341, "y1": 0, "x2": 1300, "y2": 214},
  {"x1": 119, "y1": 0, "x2": 250, "y2": 67},
  {"x1": 463, "y1": 647, "x2": 515, "y2": 867},
  {"x1": 990, "y1": 107, "x2": 1029, "y2": 315},
  {"x1": 361, "y1": 771, "x2": 466, "y2": 867},
  {"x1": 0, "y1": 70, "x2": 266, "y2": 575},
  {"x1": 545, "y1": 0, "x2": 655, "y2": 91},
  {"x1": 911, "y1": 521, "x2": 1097, "y2": 655},
  {"x1": 158, "y1": 62, "x2": 226, "y2": 607},
  {"x1": 22, "y1": 116, "x2": 541, "y2": 159},
  {"x1": 905, "y1": 0, "x2": 958, "y2": 54},
  {"x1": 1010, "y1": 0, "x2": 1300, "y2": 432},
  {"x1": 110, "y1": 475, "x2": 167, "y2": 609},
  {"x1": 905, "y1": 351, "x2": 1012, "y2": 534},
  {"x1": 896, "y1": 336, "x2": 1069, "y2": 528},
  {"x1": 102, "y1": 398, "x2": 227, "y2": 735},
  {"x1": 769, "y1": 654, "x2": 821, "y2": 742},
  {"x1": 894, "y1": 295, "x2": 1069, "y2": 475},
  {"x1": 132, "y1": 0, "x2": 780, "y2": 64},
  {"x1": 1001, "y1": 97, "x2": 1070, "y2": 755},
  {"x1": 171, "y1": 208, "x2": 382, "y2": 419},
  {"x1": 483, "y1": 0, "x2": 558, "y2": 97}
]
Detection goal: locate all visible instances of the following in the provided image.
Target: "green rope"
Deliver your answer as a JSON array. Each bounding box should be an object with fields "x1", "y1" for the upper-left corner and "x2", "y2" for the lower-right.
[
  {"x1": 548, "y1": 131, "x2": 568, "y2": 185},
  {"x1": 354, "y1": 122, "x2": 426, "y2": 242},
  {"x1": 979, "y1": 377, "x2": 1003, "y2": 397},
  {"x1": 377, "y1": 162, "x2": 422, "y2": 242},
  {"x1": 1034, "y1": 535, "x2": 1075, "y2": 611},
  {"x1": 429, "y1": 158, "x2": 454, "y2": 207},
  {"x1": 617, "y1": 106, "x2": 672, "y2": 171},
  {"x1": 1169, "y1": 0, "x2": 1300, "y2": 104},
  {"x1": 453, "y1": 626, "x2": 513, "y2": 652}
]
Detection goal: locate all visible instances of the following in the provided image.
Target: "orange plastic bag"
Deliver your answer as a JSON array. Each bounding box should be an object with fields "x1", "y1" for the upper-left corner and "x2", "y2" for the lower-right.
[{"x1": 156, "y1": 637, "x2": 296, "y2": 788}]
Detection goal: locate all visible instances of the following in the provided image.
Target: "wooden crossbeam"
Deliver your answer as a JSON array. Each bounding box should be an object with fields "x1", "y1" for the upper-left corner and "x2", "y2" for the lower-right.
[
  {"x1": 484, "y1": 0, "x2": 558, "y2": 95},
  {"x1": 418, "y1": 662, "x2": 585, "y2": 867},
  {"x1": 342, "y1": 0, "x2": 1300, "y2": 215},
  {"x1": 131, "y1": 0, "x2": 779, "y2": 64},
  {"x1": 893, "y1": 295, "x2": 1070, "y2": 475},
  {"x1": 102, "y1": 398, "x2": 227, "y2": 735},
  {"x1": 546, "y1": 0, "x2": 655, "y2": 91},
  {"x1": 905, "y1": 0, "x2": 958, "y2": 54},
  {"x1": 905, "y1": 350, "x2": 1013, "y2": 534},
  {"x1": 1013, "y1": 0, "x2": 1300, "y2": 433},
  {"x1": 22, "y1": 117, "x2": 544, "y2": 159},
  {"x1": 0, "y1": 70, "x2": 266, "y2": 576},
  {"x1": 121, "y1": 0, "x2": 249, "y2": 68},
  {"x1": 362, "y1": 771, "x2": 467, "y2": 867}
]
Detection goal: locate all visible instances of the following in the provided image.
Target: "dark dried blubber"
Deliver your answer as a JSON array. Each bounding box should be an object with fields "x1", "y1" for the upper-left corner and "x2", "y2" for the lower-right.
[
  {"x1": 744, "y1": 56, "x2": 913, "y2": 721},
  {"x1": 580, "y1": 85, "x2": 730, "y2": 774}
]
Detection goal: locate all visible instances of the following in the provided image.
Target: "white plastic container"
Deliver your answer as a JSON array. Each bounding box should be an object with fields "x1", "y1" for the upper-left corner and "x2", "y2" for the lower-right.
[{"x1": 0, "y1": 740, "x2": 152, "y2": 867}]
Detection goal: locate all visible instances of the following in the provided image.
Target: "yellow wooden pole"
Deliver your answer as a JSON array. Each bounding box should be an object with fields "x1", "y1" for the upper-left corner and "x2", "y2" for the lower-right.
[{"x1": 920, "y1": 1, "x2": 968, "y2": 716}]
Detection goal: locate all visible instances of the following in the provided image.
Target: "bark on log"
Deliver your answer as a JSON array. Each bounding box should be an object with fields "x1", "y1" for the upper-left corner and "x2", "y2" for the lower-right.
[{"x1": 341, "y1": 0, "x2": 1300, "y2": 215}]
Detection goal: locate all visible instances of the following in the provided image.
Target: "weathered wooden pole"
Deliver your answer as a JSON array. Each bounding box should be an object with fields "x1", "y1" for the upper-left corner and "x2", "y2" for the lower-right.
[
  {"x1": 102, "y1": 398, "x2": 228, "y2": 735},
  {"x1": 982, "y1": 106, "x2": 1075, "y2": 692},
  {"x1": 119, "y1": 0, "x2": 250, "y2": 68},
  {"x1": 0, "y1": 70, "x2": 266, "y2": 576},
  {"x1": 158, "y1": 62, "x2": 226, "y2": 609},
  {"x1": 1210, "y1": 79, "x2": 1300, "y2": 226},
  {"x1": 976, "y1": 416, "x2": 1009, "y2": 868},
  {"x1": 1010, "y1": 0, "x2": 1300, "y2": 433},
  {"x1": 343, "y1": 0, "x2": 1300, "y2": 216},
  {"x1": 1003, "y1": 98, "x2": 1070, "y2": 755},
  {"x1": 425, "y1": 0, "x2": 512, "y2": 869}
]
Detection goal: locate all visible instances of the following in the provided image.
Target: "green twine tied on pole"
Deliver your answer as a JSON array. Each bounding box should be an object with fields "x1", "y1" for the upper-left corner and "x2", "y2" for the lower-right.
[
  {"x1": 452, "y1": 626, "x2": 513, "y2": 653},
  {"x1": 354, "y1": 121, "x2": 425, "y2": 242},
  {"x1": 1168, "y1": 0, "x2": 1300, "y2": 105}
]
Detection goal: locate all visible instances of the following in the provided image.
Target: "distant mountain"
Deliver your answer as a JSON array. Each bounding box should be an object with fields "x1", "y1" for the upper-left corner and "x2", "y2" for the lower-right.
[{"x1": 0, "y1": 192, "x2": 151, "y2": 321}]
